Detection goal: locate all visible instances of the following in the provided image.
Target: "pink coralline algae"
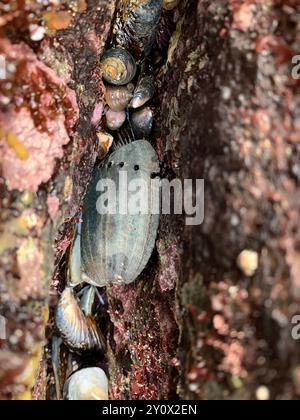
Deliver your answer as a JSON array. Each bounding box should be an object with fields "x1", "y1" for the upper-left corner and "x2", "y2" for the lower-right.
[
  {"x1": 0, "y1": 39, "x2": 78, "y2": 192},
  {"x1": 91, "y1": 101, "x2": 104, "y2": 127},
  {"x1": 158, "y1": 242, "x2": 179, "y2": 292},
  {"x1": 47, "y1": 196, "x2": 60, "y2": 221},
  {"x1": 16, "y1": 238, "x2": 44, "y2": 300},
  {"x1": 0, "y1": 108, "x2": 70, "y2": 192},
  {"x1": 231, "y1": 0, "x2": 254, "y2": 32}
]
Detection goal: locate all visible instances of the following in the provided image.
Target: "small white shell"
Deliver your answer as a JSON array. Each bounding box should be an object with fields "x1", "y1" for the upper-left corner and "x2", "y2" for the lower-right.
[
  {"x1": 237, "y1": 249, "x2": 258, "y2": 277},
  {"x1": 106, "y1": 109, "x2": 126, "y2": 131},
  {"x1": 64, "y1": 367, "x2": 109, "y2": 400}
]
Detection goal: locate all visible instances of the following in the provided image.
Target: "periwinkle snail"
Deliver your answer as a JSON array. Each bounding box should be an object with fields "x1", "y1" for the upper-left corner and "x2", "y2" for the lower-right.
[
  {"x1": 104, "y1": 85, "x2": 132, "y2": 111},
  {"x1": 101, "y1": 48, "x2": 137, "y2": 86},
  {"x1": 84, "y1": 0, "x2": 162, "y2": 288}
]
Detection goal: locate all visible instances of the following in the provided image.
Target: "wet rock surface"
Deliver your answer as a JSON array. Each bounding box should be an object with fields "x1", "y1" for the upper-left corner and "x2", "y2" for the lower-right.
[
  {"x1": 0, "y1": 0, "x2": 116, "y2": 400},
  {"x1": 157, "y1": 0, "x2": 300, "y2": 399},
  {"x1": 0, "y1": 0, "x2": 300, "y2": 400}
]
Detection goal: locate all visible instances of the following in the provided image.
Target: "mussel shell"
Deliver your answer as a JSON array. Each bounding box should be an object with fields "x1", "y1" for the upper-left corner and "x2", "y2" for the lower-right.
[
  {"x1": 81, "y1": 140, "x2": 160, "y2": 286},
  {"x1": 105, "y1": 85, "x2": 132, "y2": 111},
  {"x1": 64, "y1": 367, "x2": 108, "y2": 400},
  {"x1": 130, "y1": 75, "x2": 155, "y2": 109},
  {"x1": 131, "y1": 106, "x2": 153, "y2": 139},
  {"x1": 101, "y1": 48, "x2": 137, "y2": 86},
  {"x1": 115, "y1": 0, "x2": 163, "y2": 60},
  {"x1": 68, "y1": 223, "x2": 82, "y2": 288},
  {"x1": 55, "y1": 288, "x2": 102, "y2": 353},
  {"x1": 163, "y1": 0, "x2": 179, "y2": 10}
]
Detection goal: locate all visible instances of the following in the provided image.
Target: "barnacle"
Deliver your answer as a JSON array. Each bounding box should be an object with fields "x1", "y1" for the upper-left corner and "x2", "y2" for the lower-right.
[{"x1": 96, "y1": 131, "x2": 114, "y2": 160}]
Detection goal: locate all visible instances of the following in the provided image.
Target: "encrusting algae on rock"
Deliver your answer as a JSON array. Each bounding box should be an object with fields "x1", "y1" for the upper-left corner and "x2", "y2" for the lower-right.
[
  {"x1": 0, "y1": 38, "x2": 78, "y2": 192},
  {"x1": 0, "y1": 129, "x2": 30, "y2": 161}
]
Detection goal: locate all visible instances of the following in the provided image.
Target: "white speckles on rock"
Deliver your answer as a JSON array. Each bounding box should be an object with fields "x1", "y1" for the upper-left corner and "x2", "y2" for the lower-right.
[
  {"x1": 221, "y1": 86, "x2": 232, "y2": 101},
  {"x1": 29, "y1": 24, "x2": 46, "y2": 42},
  {"x1": 256, "y1": 385, "x2": 270, "y2": 401},
  {"x1": 237, "y1": 249, "x2": 259, "y2": 277}
]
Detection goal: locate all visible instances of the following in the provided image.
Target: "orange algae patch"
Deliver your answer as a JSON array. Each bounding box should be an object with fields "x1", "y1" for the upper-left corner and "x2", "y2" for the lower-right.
[
  {"x1": 43, "y1": 11, "x2": 73, "y2": 30},
  {"x1": 6, "y1": 132, "x2": 30, "y2": 161},
  {"x1": 0, "y1": 128, "x2": 29, "y2": 161}
]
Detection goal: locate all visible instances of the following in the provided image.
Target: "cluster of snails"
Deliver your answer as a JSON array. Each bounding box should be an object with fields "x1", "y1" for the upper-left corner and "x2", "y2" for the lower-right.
[
  {"x1": 52, "y1": 0, "x2": 179, "y2": 401},
  {"x1": 102, "y1": 50, "x2": 155, "y2": 138}
]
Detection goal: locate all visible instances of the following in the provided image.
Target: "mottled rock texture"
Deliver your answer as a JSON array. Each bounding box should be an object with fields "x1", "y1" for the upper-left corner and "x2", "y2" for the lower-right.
[
  {"x1": 157, "y1": 0, "x2": 300, "y2": 400},
  {"x1": 0, "y1": 0, "x2": 116, "y2": 400},
  {"x1": 0, "y1": 0, "x2": 300, "y2": 400}
]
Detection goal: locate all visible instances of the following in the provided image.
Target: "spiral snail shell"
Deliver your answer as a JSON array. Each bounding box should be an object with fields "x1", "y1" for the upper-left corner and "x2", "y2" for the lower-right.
[
  {"x1": 105, "y1": 85, "x2": 132, "y2": 111},
  {"x1": 101, "y1": 48, "x2": 137, "y2": 86},
  {"x1": 64, "y1": 368, "x2": 109, "y2": 400}
]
